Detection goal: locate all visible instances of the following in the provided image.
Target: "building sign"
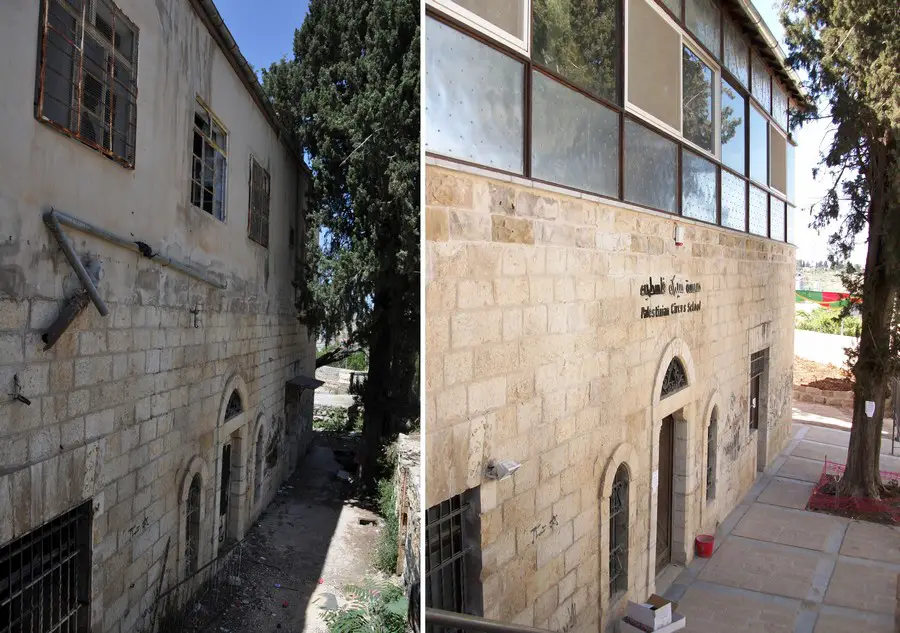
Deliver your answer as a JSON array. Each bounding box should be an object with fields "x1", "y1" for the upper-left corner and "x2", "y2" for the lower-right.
[{"x1": 639, "y1": 276, "x2": 702, "y2": 319}]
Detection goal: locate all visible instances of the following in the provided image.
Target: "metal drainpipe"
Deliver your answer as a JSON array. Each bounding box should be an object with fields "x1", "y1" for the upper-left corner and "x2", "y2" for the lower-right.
[{"x1": 44, "y1": 209, "x2": 228, "y2": 299}]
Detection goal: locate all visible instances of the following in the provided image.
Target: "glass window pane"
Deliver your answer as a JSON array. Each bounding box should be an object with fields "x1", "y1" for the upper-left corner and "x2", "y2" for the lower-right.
[
  {"x1": 532, "y1": 0, "x2": 619, "y2": 103},
  {"x1": 685, "y1": 0, "x2": 720, "y2": 57},
  {"x1": 660, "y1": 0, "x2": 680, "y2": 16},
  {"x1": 770, "y1": 196, "x2": 786, "y2": 241},
  {"x1": 627, "y1": 0, "x2": 681, "y2": 130},
  {"x1": 721, "y1": 79, "x2": 745, "y2": 173},
  {"x1": 749, "y1": 184, "x2": 768, "y2": 236},
  {"x1": 751, "y1": 54, "x2": 770, "y2": 111},
  {"x1": 454, "y1": 0, "x2": 525, "y2": 39},
  {"x1": 786, "y1": 204, "x2": 795, "y2": 243},
  {"x1": 532, "y1": 72, "x2": 619, "y2": 197},
  {"x1": 770, "y1": 126, "x2": 787, "y2": 193},
  {"x1": 749, "y1": 104, "x2": 767, "y2": 184},
  {"x1": 682, "y1": 46, "x2": 714, "y2": 152},
  {"x1": 772, "y1": 82, "x2": 788, "y2": 130},
  {"x1": 721, "y1": 171, "x2": 746, "y2": 230},
  {"x1": 682, "y1": 150, "x2": 717, "y2": 223},
  {"x1": 723, "y1": 17, "x2": 748, "y2": 87},
  {"x1": 425, "y1": 18, "x2": 525, "y2": 174},
  {"x1": 625, "y1": 120, "x2": 677, "y2": 213},
  {"x1": 787, "y1": 143, "x2": 795, "y2": 203}
]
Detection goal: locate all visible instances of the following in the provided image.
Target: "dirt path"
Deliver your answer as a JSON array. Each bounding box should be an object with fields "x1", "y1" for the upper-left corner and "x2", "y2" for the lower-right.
[{"x1": 192, "y1": 432, "x2": 386, "y2": 633}]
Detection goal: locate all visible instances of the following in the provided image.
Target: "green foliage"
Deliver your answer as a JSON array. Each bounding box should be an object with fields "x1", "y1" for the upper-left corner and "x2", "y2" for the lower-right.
[
  {"x1": 323, "y1": 580, "x2": 407, "y2": 633},
  {"x1": 320, "y1": 343, "x2": 369, "y2": 370},
  {"x1": 374, "y1": 477, "x2": 399, "y2": 574},
  {"x1": 314, "y1": 406, "x2": 364, "y2": 433},
  {"x1": 262, "y1": 0, "x2": 420, "y2": 481},
  {"x1": 796, "y1": 308, "x2": 862, "y2": 337}
]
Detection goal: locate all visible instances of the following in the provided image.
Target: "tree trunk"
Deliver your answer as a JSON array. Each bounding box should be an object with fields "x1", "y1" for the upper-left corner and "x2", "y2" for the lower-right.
[
  {"x1": 360, "y1": 284, "x2": 394, "y2": 488},
  {"x1": 837, "y1": 139, "x2": 896, "y2": 498}
]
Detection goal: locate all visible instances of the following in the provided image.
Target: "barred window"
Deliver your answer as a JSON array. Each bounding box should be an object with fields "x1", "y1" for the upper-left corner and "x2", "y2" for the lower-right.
[
  {"x1": 609, "y1": 464, "x2": 629, "y2": 597},
  {"x1": 706, "y1": 408, "x2": 717, "y2": 501},
  {"x1": 248, "y1": 158, "x2": 271, "y2": 247},
  {"x1": 191, "y1": 100, "x2": 228, "y2": 221},
  {"x1": 185, "y1": 475, "x2": 201, "y2": 576},
  {"x1": 0, "y1": 501, "x2": 92, "y2": 632},
  {"x1": 37, "y1": 0, "x2": 139, "y2": 167},
  {"x1": 425, "y1": 490, "x2": 482, "y2": 630}
]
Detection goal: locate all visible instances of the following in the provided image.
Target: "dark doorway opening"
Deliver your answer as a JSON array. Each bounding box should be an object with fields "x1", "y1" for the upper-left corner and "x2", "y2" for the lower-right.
[
  {"x1": 219, "y1": 442, "x2": 231, "y2": 543},
  {"x1": 656, "y1": 415, "x2": 675, "y2": 574}
]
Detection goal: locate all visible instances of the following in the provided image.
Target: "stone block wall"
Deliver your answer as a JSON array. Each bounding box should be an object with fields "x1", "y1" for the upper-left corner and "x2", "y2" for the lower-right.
[
  {"x1": 0, "y1": 276, "x2": 314, "y2": 633},
  {"x1": 424, "y1": 162, "x2": 795, "y2": 632}
]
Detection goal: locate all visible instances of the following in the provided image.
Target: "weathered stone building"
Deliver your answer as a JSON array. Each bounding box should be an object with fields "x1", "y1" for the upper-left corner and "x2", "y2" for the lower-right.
[
  {"x1": 0, "y1": 1, "x2": 315, "y2": 631},
  {"x1": 424, "y1": 0, "x2": 803, "y2": 630}
]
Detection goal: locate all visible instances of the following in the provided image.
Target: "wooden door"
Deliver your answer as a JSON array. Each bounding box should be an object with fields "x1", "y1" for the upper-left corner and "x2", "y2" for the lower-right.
[{"x1": 656, "y1": 415, "x2": 674, "y2": 574}]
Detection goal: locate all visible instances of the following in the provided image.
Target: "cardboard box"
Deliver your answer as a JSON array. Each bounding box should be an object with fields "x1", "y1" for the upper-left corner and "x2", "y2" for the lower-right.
[
  {"x1": 625, "y1": 595, "x2": 677, "y2": 630},
  {"x1": 619, "y1": 613, "x2": 685, "y2": 633}
]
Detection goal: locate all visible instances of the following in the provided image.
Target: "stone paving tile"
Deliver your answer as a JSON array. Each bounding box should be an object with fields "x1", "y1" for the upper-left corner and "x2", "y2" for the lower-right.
[
  {"x1": 791, "y1": 439, "x2": 848, "y2": 464},
  {"x1": 812, "y1": 605, "x2": 896, "y2": 633},
  {"x1": 823, "y1": 557, "x2": 900, "y2": 615},
  {"x1": 839, "y1": 521, "x2": 900, "y2": 564},
  {"x1": 756, "y1": 477, "x2": 816, "y2": 510},
  {"x1": 776, "y1": 455, "x2": 826, "y2": 483},
  {"x1": 732, "y1": 503, "x2": 848, "y2": 551},
  {"x1": 677, "y1": 582, "x2": 800, "y2": 633},
  {"x1": 698, "y1": 536, "x2": 823, "y2": 599}
]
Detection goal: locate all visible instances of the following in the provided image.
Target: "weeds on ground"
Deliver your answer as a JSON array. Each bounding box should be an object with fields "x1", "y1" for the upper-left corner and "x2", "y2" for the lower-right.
[
  {"x1": 314, "y1": 406, "x2": 364, "y2": 433},
  {"x1": 374, "y1": 477, "x2": 399, "y2": 574},
  {"x1": 324, "y1": 580, "x2": 407, "y2": 633}
]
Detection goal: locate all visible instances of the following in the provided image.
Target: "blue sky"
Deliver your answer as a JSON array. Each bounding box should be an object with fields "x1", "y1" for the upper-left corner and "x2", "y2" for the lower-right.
[{"x1": 216, "y1": 0, "x2": 310, "y2": 74}]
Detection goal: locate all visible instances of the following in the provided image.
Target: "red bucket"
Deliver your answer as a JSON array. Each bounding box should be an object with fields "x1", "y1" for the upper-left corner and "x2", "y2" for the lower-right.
[{"x1": 695, "y1": 534, "x2": 715, "y2": 558}]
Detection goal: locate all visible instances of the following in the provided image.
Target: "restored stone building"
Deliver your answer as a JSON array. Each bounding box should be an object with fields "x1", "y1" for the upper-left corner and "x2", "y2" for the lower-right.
[
  {"x1": 0, "y1": 1, "x2": 315, "y2": 631},
  {"x1": 423, "y1": 0, "x2": 803, "y2": 630}
]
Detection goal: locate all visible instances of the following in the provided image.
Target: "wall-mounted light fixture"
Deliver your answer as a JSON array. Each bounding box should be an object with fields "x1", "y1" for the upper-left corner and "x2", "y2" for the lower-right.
[
  {"x1": 485, "y1": 459, "x2": 521, "y2": 481},
  {"x1": 674, "y1": 225, "x2": 685, "y2": 247}
]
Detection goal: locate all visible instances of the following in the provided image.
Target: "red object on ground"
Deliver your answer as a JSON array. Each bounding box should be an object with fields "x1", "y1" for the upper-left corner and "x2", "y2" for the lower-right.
[
  {"x1": 807, "y1": 459, "x2": 900, "y2": 525},
  {"x1": 283, "y1": 600, "x2": 289, "y2": 608},
  {"x1": 318, "y1": 578, "x2": 324, "y2": 584},
  {"x1": 695, "y1": 534, "x2": 715, "y2": 558}
]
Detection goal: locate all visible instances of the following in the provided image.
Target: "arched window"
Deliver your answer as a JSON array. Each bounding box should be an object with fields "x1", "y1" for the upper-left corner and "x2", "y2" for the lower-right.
[
  {"x1": 225, "y1": 391, "x2": 243, "y2": 421},
  {"x1": 185, "y1": 475, "x2": 202, "y2": 576},
  {"x1": 706, "y1": 407, "x2": 718, "y2": 501},
  {"x1": 660, "y1": 358, "x2": 688, "y2": 399},
  {"x1": 609, "y1": 464, "x2": 629, "y2": 596},
  {"x1": 254, "y1": 424, "x2": 265, "y2": 503}
]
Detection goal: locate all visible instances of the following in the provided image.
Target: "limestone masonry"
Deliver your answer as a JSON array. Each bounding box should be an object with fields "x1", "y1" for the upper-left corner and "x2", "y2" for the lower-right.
[
  {"x1": 425, "y1": 163, "x2": 796, "y2": 632},
  {"x1": 0, "y1": 1, "x2": 315, "y2": 631}
]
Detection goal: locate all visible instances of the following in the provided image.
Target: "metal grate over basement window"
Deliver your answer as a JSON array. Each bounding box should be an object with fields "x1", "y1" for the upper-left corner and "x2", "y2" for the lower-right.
[
  {"x1": 248, "y1": 158, "x2": 271, "y2": 248},
  {"x1": 424, "y1": 492, "x2": 481, "y2": 633},
  {"x1": 0, "y1": 501, "x2": 92, "y2": 633},
  {"x1": 36, "y1": 0, "x2": 139, "y2": 167}
]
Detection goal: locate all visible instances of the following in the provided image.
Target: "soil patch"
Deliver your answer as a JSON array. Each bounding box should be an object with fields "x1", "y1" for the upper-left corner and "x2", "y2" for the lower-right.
[{"x1": 794, "y1": 356, "x2": 854, "y2": 392}]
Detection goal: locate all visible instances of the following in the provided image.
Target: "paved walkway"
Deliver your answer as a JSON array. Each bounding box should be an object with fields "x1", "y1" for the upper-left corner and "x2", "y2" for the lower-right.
[{"x1": 662, "y1": 421, "x2": 900, "y2": 632}]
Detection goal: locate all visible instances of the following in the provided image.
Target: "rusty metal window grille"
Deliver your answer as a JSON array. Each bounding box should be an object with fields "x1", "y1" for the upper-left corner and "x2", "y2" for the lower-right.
[
  {"x1": 36, "y1": 0, "x2": 138, "y2": 168},
  {"x1": 660, "y1": 358, "x2": 688, "y2": 399},
  {"x1": 185, "y1": 475, "x2": 201, "y2": 577},
  {"x1": 248, "y1": 158, "x2": 271, "y2": 247},
  {"x1": 750, "y1": 349, "x2": 767, "y2": 379},
  {"x1": 609, "y1": 464, "x2": 628, "y2": 597},
  {"x1": 706, "y1": 408, "x2": 717, "y2": 501},
  {"x1": 191, "y1": 101, "x2": 228, "y2": 221},
  {"x1": 224, "y1": 391, "x2": 242, "y2": 421},
  {"x1": 425, "y1": 493, "x2": 477, "y2": 632},
  {"x1": 0, "y1": 501, "x2": 92, "y2": 633}
]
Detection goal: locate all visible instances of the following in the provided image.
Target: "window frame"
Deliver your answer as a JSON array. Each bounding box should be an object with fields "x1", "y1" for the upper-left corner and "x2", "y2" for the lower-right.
[
  {"x1": 424, "y1": 3, "x2": 798, "y2": 245},
  {"x1": 426, "y1": 0, "x2": 530, "y2": 55},
  {"x1": 35, "y1": 0, "x2": 140, "y2": 168},
  {"x1": 248, "y1": 156, "x2": 272, "y2": 248},
  {"x1": 609, "y1": 464, "x2": 629, "y2": 598},
  {"x1": 191, "y1": 97, "x2": 229, "y2": 222},
  {"x1": 680, "y1": 40, "x2": 720, "y2": 160}
]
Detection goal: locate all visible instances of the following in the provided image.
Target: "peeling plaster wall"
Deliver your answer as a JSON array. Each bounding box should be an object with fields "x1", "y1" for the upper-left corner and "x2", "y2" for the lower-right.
[
  {"x1": 0, "y1": 2, "x2": 314, "y2": 632},
  {"x1": 424, "y1": 163, "x2": 795, "y2": 632}
]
